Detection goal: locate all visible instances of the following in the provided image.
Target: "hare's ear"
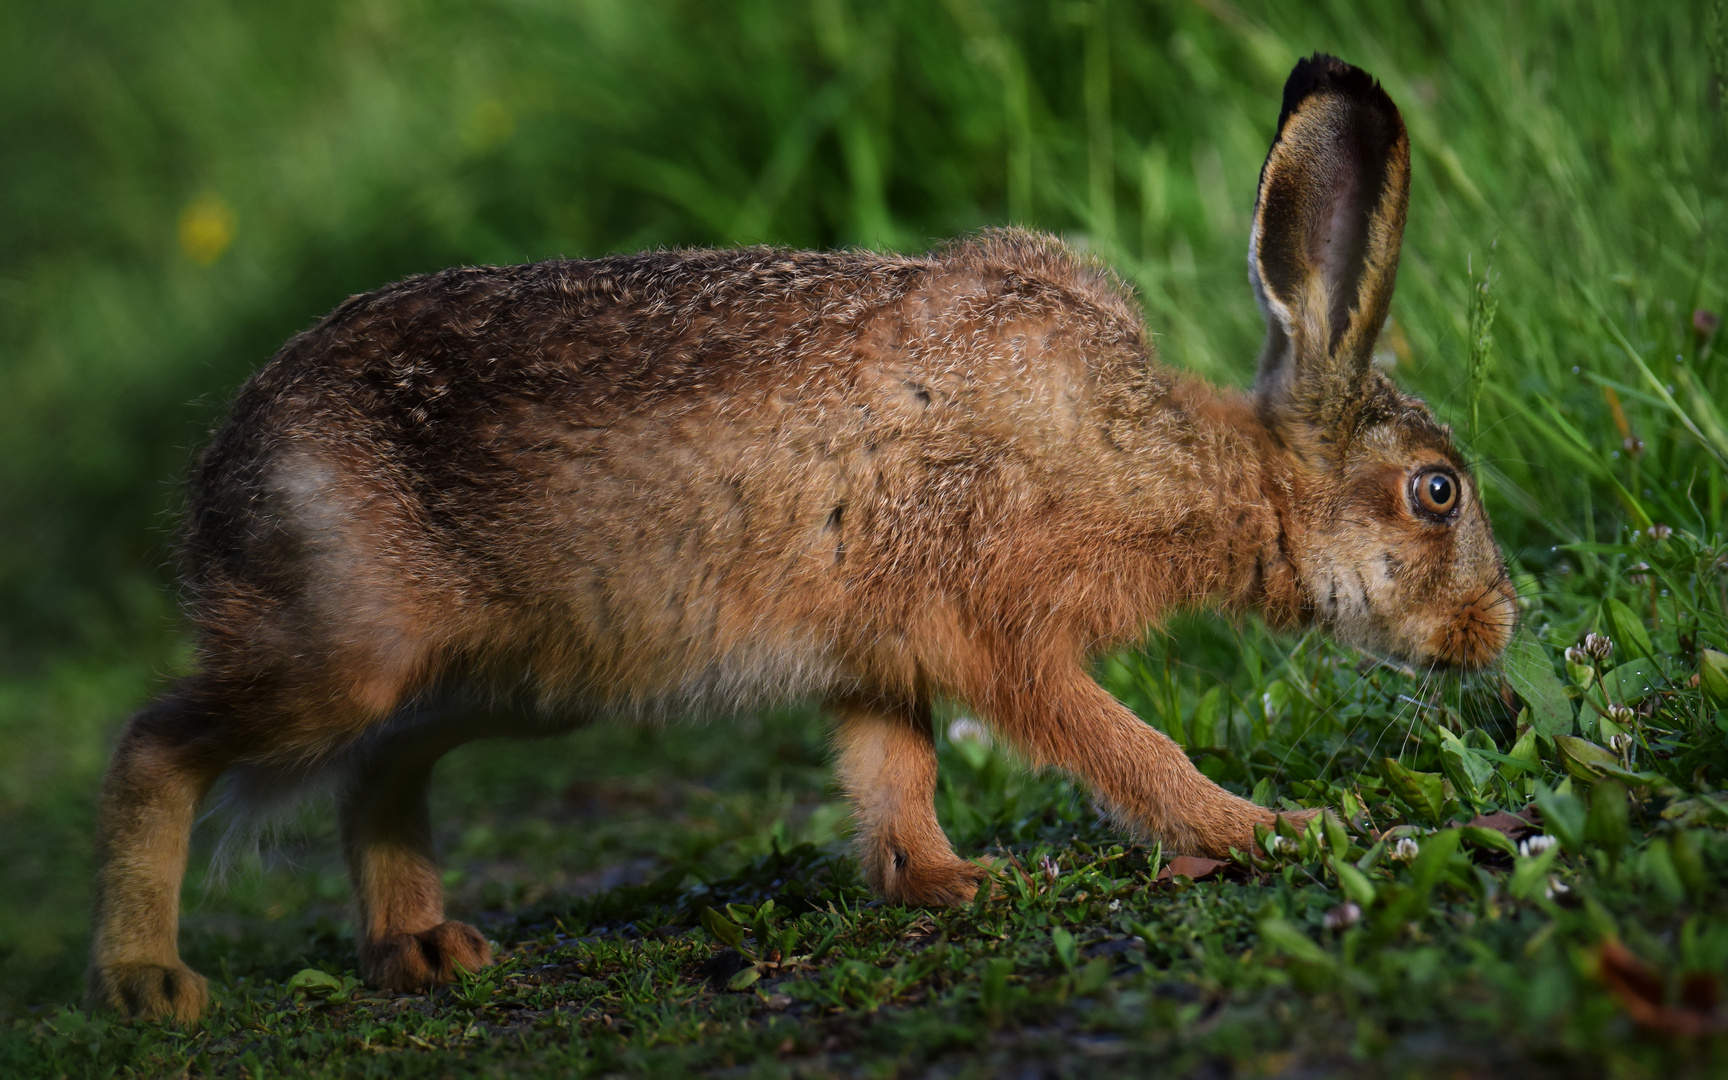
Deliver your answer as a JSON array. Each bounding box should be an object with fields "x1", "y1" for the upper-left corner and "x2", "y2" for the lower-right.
[{"x1": 1250, "y1": 54, "x2": 1409, "y2": 433}]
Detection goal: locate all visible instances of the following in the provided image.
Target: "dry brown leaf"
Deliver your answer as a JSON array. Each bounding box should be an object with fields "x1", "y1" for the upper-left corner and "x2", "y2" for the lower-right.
[
  {"x1": 1156, "y1": 856, "x2": 1225, "y2": 882},
  {"x1": 1466, "y1": 809, "x2": 1539, "y2": 841},
  {"x1": 1598, "y1": 939, "x2": 1728, "y2": 1037}
]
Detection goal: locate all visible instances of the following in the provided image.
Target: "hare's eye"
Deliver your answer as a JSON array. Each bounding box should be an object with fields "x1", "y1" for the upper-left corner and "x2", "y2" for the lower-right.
[{"x1": 1412, "y1": 470, "x2": 1459, "y2": 517}]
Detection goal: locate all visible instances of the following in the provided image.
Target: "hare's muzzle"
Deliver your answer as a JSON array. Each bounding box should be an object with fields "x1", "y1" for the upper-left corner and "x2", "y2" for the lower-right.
[{"x1": 1426, "y1": 573, "x2": 1518, "y2": 671}]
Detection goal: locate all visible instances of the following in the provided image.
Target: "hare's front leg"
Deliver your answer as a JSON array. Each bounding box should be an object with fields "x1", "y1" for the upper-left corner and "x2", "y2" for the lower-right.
[
  {"x1": 340, "y1": 736, "x2": 491, "y2": 992},
  {"x1": 980, "y1": 666, "x2": 1282, "y2": 858},
  {"x1": 87, "y1": 681, "x2": 232, "y2": 1023},
  {"x1": 832, "y1": 698, "x2": 988, "y2": 906}
]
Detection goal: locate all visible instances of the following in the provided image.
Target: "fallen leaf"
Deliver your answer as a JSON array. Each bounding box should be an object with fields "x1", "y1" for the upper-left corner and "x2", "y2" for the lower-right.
[
  {"x1": 1598, "y1": 940, "x2": 1728, "y2": 1037},
  {"x1": 1466, "y1": 809, "x2": 1538, "y2": 841},
  {"x1": 1156, "y1": 856, "x2": 1224, "y2": 882},
  {"x1": 1683, "y1": 972, "x2": 1722, "y2": 1013}
]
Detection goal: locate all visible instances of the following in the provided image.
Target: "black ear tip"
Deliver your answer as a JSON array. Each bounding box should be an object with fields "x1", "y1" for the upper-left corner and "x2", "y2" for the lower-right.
[{"x1": 1276, "y1": 53, "x2": 1395, "y2": 135}]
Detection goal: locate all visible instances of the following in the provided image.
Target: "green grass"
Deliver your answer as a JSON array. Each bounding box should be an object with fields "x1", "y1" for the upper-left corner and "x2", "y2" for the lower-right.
[{"x1": 4, "y1": 0, "x2": 1728, "y2": 1075}]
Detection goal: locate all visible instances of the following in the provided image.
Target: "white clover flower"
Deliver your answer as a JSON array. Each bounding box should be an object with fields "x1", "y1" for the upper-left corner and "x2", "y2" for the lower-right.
[
  {"x1": 1608, "y1": 732, "x2": 1633, "y2": 754},
  {"x1": 1606, "y1": 704, "x2": 1635, "y2": 725},
  {"x1": 1564, "y1": 646, "x2": 1590, "y2": 666},
  {"x1": 1519, "y1": 834, "x2": 1557, "y2": 858},
  {"x1": 1324, "y1": 902, "x2": 1362, "y2": 930},
  {"x1": 1264, "y1": 834, "x2": 1295, "y2": 858},
  {"x1": 1544, "y1": 876, "x2": 1570, "y2": 900},
  {"x1": 1583, "y1": 633, "x2": 1614, "y2": 661},
  {"x1": 1107, "y1": 899, "x2": 1121, "y2": 913},
  {"x1": 1648, "y1": 523, "x2": 1673, "y2": 540},
  {"x1": 946, "y1": 716, "x2": 991, "y2": 745},
  {"x1": 1040, "y1": 853, "x2": 1060, "y2": 888},
  {"x1": 1391, "y1": 837, "x2": 1420, "y2": 862}
]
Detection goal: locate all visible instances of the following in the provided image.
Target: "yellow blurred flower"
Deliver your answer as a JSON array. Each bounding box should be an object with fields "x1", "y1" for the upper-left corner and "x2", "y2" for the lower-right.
[
  {"x1": 465, "y1": 99, "x2": 515, "y2": 151},
  {"x1": 178, "y1": 193, "x2": 236, "y2": 266}
]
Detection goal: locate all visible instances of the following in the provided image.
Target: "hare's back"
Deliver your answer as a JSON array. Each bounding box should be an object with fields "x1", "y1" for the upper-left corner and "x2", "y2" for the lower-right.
[
  {"x1": 194, "y1": 236, "x2": 1143, "y2": 550},
  {"x1": 187, "y1": 247, "x2": 926, "y2": 546},
  {"x1": 181, "y1": 238, "x2": 1152, "y2": 710}
]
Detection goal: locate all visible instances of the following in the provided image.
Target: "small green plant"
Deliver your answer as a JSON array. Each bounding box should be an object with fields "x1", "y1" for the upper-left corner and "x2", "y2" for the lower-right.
[{"x1": 1466, "y1": 247, "x2": 1499, "y2": 446}]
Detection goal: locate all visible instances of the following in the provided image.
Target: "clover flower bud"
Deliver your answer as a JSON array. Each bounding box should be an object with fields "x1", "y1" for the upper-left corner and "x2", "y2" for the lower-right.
[
  {"x1": 1391, "y1": 837, "x2": 1420, "y2": 863},
  {"x1": 1564, "y1": 646, "x2": 1589, "y2": 666},
  {"x1": 1648, "y1": 523, "x2": 1672, "y2": 541},
  {"x1": 946, "y1": 716, "x2": 990, "y2": 745},
  {"x1": 1324, "y1": 902, "x2": 1361, "y2": 930},
  {"x1": 1606, "y1": 704, "x2": 1634, "y2": 725},
  {"x1": 1544, "y1": 876, "x2": 1570, "y2": 900},
  {"x1": 1518, "y1": 835, "x2": 1557, "y2": 858},
  {"x1": 1583, "y1": 633, "x2": 1613, "y2": 661}
]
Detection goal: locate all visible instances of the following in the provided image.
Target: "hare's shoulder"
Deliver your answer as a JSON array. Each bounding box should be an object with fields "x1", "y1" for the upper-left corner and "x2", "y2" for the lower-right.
[{"x1": 934, "y1": 230, "x2": 1145, "y2": 336}]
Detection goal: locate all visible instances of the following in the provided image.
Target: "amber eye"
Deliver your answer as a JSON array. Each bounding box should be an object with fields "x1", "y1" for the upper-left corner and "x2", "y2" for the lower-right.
[{"x1": 1412, "y1": 469, "x2": 1459, "y2": 517}]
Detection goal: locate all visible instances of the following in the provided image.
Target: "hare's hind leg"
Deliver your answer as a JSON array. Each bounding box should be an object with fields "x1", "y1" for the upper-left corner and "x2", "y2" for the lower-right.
[
  {"x1": 87, "y1": 679, "x2": 239, "y2": 1023},
  {"x1": 340, "y1": 714, "x2": 494, "y2": 992},
  {"x1": 832, "y1": 698, "x2": 987, "y2": 906}
]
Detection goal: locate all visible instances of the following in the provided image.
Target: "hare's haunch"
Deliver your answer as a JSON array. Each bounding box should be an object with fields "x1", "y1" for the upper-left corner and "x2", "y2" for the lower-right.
[{"x1": 87, "y1": 55, "x2": 1514, "y2": 1022}]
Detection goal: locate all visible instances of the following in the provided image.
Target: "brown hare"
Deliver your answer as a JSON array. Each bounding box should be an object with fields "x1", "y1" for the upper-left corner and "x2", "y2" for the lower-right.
[{"x1": 88, "y1": 54, "x2": 1514, "y2": 1022}]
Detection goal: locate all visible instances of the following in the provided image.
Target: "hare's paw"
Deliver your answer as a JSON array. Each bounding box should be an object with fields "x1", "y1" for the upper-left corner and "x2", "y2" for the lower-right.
[
  {"x1": 1274, "y1": 807, "x2": 1324, "y2": 831},
  {"x1": 1188, "y1": 799, "x2": 1320, "y2": 859},
  {"x1": 89, "y1": 961, "x2": 209, "y2": 1024},
  {"x1": 1212, "y1": 806, "x2": 1325, "y2": 858},
  {"x1": 890, "y1": 857, "x2": 992, "y2": 907},
  {"x1": 361, "y1": 921, "x2": 493, "y2": 992}
]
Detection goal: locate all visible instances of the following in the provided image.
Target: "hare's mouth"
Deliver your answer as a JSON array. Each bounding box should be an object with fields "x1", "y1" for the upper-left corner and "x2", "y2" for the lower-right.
[
  {"x1": 1308, "y1": 565, "x2": 1396, "y2": 653},
  {"x1": 1313, "y1": 566, "x2": 1375, "y2": 630},
  {"x1": 1309, "y1": 565, "x2": 1516, "y2": 673},
  {"x1": 1424, "y1": 579, "x2": 1519, "y2": 671}
]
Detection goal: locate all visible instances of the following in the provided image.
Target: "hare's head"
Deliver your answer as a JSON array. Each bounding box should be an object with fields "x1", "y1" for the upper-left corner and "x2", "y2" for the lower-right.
[{"x1": 1249, "y1": 55, "x2": 1514, "y2": 670}]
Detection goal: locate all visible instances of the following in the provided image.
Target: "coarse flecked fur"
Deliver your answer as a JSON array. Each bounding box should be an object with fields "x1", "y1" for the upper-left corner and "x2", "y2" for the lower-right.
[{"x1": 87, "y1": 55, "x2": 1516, "y2": 1022}]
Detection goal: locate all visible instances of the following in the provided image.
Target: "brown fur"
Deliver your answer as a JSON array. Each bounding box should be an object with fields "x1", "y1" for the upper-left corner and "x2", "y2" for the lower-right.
[{"x1": 86, "y1": 54, "x2": 1514, "y2": 1022}]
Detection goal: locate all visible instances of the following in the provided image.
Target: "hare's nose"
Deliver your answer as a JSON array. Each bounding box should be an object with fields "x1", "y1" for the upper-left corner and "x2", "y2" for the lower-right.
[
  {"x1": 1432, "y1": 580, "x2": 1518, "y2": 669},
  {"x1": 1451, "y1": 580, "x2": 1520, "y2": 667}
]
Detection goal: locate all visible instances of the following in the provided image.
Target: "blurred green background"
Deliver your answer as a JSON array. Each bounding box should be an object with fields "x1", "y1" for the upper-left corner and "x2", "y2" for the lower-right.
[{"x1": 3, "y1": 0, "x2": 1725, "y2": 1018}]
